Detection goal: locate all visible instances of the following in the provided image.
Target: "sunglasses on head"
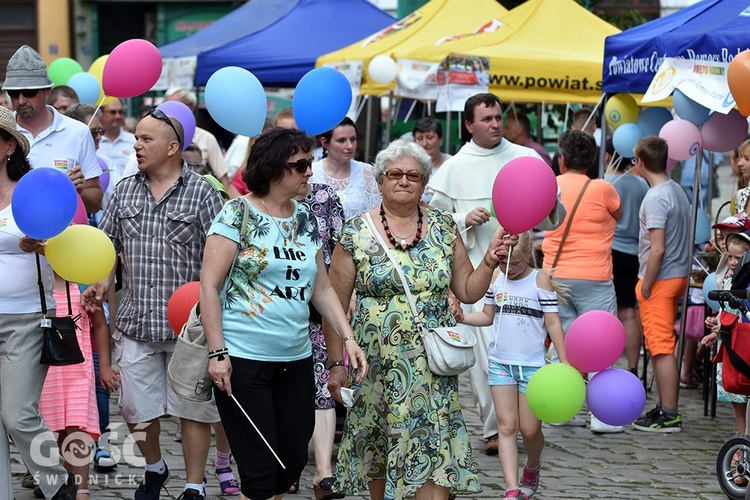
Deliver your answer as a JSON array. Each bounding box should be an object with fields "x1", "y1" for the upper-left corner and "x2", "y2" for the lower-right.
[
  {"x1": 7, "y1": 89, "x2": 40, "y2": 99},
  {"x1": 90, "y1": 128, "x2": 105, "y2": 138},
  {"x1": 148, "y1": 109, "x2": 181, "y2": 144},
  {"x1": 286, "y1": 158, "x2": 313, "y2": 173}
]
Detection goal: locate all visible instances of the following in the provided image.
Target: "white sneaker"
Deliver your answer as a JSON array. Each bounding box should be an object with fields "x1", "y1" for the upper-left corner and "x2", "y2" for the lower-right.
[
  {"x1": 549, "y1": 415, "x2": 587, "y2": 427},
  {"x1": 590, "y1": 413, "x2": 625, "y2": 434}
]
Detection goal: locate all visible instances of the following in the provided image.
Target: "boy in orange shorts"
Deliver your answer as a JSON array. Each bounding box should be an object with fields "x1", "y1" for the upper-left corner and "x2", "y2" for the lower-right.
[{"x1": 631, "y1": 136, "x2": 690, "y2": 432}]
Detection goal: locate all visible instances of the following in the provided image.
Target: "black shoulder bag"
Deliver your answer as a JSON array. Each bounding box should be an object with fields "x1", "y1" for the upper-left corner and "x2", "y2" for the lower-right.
[{"x1": 36, "y1": 254, "x2": 84, "y2": 366}]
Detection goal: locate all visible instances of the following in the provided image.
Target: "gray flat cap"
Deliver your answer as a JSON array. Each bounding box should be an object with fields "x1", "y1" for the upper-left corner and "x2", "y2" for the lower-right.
[{"x1": 2, "y1": 45, "x2": 53, "y2": 90}]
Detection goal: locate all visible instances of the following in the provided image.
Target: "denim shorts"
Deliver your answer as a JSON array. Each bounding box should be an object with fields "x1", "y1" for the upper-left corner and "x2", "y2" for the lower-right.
[{"x1": 488, "y1": 361, "x2": 540, "y2": 393}]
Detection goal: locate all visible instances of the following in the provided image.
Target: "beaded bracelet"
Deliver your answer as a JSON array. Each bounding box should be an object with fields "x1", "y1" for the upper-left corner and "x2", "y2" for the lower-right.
[
  {"x1": 328, "y1": 360, "x2": 346, "y2": 369},
  {"x1": 208, "y1": 348, "x2": 229, "y2": 360}
]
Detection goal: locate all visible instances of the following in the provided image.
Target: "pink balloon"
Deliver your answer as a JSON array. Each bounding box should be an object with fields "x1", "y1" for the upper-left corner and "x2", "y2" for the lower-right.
[
  {"x1": 492, "y1": 157, "x2": 557, "y2": 234},
  {"x1": 156, "y1": 100, "x2": 196, "y2": 150},
  {"x1": 564, "y1": 310, "x2": 626, "y2": 373},
  {"x1": 666, "y1": 157, "x2": 678, "y2": 173},
  {"x1": 659, "y1": 119, "x2": 702, "y2": 161},
  {"x1": 102, "y1": 39, "x2": 162, "y2": 98},
  {"x1": 72, "y1": 194, "x2": 88, "y2": 225},
  {"x1": 701, "y1": 109, "x2": 749, "y2": 152}
]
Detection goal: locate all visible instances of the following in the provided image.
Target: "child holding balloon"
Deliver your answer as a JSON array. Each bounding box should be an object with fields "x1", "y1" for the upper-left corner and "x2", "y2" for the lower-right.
[
  {"x1": 35, "y1": 273, "x2": 119, "y2": 499},
  {"x1": 456, "y1": 231, "x2": 566, "y2": 500}
]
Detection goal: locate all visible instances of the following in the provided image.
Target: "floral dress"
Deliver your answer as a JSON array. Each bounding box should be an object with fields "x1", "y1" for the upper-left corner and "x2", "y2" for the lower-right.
[
  {"x1": 301, "y1": 183, "x2": 345, "y2": 409},
  {"x1": 334, "y1": 208, "x2": 481, "y2": 499}
]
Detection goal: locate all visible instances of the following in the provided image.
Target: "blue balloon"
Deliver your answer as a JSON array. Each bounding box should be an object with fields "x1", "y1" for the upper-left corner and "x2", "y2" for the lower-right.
[
  {"x1": 205, "y1": 67, "x2": 267, "y2": 137},
  {"x1": 66, "y1": 72, "x2": 101, "y2": 105},
  {"x1": 673, "y1": 89, "x2": 711, "y2": 126},
  {"x1": 703, "y1": 272, "x2": 720, "y2": 312},
  {"x1": 695, "y1": 210, "x2": 710, "y2": 244},
  {"x1": 636, "y1": 107, "x2": 673, "y2": 137},
  {"x1": 293, "y1": 67, "x2": 352, "y2": 136},
  {"x1": 612, "y1": 123, "x2": 645, "y2": 158},
  {"x1": 12, "y1": 168, "x2": 77, "y2": 240}
]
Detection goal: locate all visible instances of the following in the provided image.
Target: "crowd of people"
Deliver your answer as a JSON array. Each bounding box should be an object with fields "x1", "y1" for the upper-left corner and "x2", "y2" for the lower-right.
[{"x1": 0, "y1": 42, "x2": 748, "y2": 500}]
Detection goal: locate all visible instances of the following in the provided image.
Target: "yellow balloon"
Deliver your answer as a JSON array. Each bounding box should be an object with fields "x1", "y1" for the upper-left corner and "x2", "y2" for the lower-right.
[
  {"x1": 604, "y1": 93, "x2": 639, "y2": 129},
  {"x1": 88, "y1": 55, "x2": 115, "y2": 107},
  {"x1": 46, "y1": 225, "x2": 116, "y2": 284}
]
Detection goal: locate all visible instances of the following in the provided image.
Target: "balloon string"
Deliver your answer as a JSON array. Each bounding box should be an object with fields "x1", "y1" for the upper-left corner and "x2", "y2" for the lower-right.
[
  {"x1": 582, "y1": 93, "x2": 606, "y2": 132},
  {"x1": 604, "y1": 154, "x2": 623, "y2": 177},
  {"x1": 609, "y1": 166, "x2": 636, "y2": 187}
]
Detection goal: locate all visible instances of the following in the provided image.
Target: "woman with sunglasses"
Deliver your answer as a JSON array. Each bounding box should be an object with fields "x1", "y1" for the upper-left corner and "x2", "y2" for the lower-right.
[
  {"x1": 311, "y1": 117, "x2": 380, "y2": 220},
  {"x1": 325, "y1": 140, "x2": 510, "y2": 500},
  {"x1": 201, "y1": 127, "x2": 367, "y2": 500}
]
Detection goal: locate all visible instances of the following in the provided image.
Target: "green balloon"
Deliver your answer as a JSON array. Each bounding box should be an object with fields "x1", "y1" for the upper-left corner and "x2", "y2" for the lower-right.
[
  {"x1": 526, "y1": 363, "x2": 586, "y2": 423},
  {"x1": 48, "y1": 57, "x2": 83, "y2": 87},
  {"x1": 490, "y1": 204, "x2": 496, "y2": 219}
]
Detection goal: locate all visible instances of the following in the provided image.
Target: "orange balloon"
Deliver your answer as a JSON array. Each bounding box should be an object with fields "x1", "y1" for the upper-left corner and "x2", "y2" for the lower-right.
[
  {"x1": 728, "y1": 50, "x2": 750, "y2": 116},
  {"x1": 167, "y1": 281, "x2": 200, "y2": 333}
]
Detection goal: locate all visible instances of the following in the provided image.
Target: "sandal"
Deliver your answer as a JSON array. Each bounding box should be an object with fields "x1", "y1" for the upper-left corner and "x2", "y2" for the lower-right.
[
  {"x1": 732, "y1": 450, "x2": 749, "y2": 485},
  {"x1": 313, "y1": 477, "x2": 345, "y2": 500},
  {"x1": 215, "y1": 467, "x2": 240, "y2": 496},
  {"x1": 288, "y1": 479, "x2": 299, "y2": 494}
]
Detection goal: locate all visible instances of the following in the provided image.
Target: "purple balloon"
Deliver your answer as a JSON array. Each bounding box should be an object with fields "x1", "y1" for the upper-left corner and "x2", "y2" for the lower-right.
[
  {"x1": 701, "y1": 108, "x2": 749, "y2": 152},
  {"x1": 97, "y1": 156, "x2": 110, "y2": 191},
  {"x1": 155, "y1": 100, "x2": 196, "y2": 150},
  {"x1": 587, "y1": 369, "x2": 646, "y2": 426}
]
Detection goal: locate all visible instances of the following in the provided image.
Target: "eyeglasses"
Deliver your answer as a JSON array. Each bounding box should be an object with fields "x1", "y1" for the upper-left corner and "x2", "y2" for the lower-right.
[
  {"x1": 384, "y1": 169, "x2": 424, "y2": 182},
  {"x1": 7, "y1": 89, "x2": 40, "y2": 99},
  {"x1": 148, "y1": 109, "x2": 181, "y2": 144},
  {"x1": 286, "y1": 158, "x2": 313, "y2": 173},
  {"x1": 186, "y1": 162, "x2": 207, "y2": 174},
  {"x1": 631, "y1": 158, "x2": 637, "y2": 166},
  {"x1": 90, "y1": 128, "x2": 105, "y2": 138},
  {"x1": 106, "y1": 109, "x2": 125, "y2": 115}
]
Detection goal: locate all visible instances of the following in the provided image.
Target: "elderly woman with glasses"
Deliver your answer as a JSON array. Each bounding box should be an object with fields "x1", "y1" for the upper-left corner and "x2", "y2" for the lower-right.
[
  {"x1": 324, "y1": 139, "x2": 510, "y2": 500},
  {"x1": 201, "y1": 127, "x2": 367, "y2": 500}
]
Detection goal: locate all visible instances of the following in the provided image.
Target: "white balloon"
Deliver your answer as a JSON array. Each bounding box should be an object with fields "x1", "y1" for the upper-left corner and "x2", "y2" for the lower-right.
[{"x1": 368, "y1": 55, "x2": 397, "y2": 85}]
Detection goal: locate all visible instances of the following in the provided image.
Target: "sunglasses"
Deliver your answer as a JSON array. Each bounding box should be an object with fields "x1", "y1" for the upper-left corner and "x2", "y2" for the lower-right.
[
  {"x1": 7, "y1": 89, "x2": 40, "y2": 99},
  {"x1": 148, "y1": 109, "x2": 181, "y2": 144},
  {"x1": 384, "y1": 169, "x2": 424, "y2": 182},
  {"x1": 286, "y1": 158, "x2": 313, "y2": 173},
  {"x1": 90, "y1": 128, "x2": 105, "y2": 138}
]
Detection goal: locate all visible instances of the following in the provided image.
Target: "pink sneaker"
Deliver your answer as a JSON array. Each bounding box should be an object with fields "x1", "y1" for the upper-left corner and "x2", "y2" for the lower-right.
[
  {"x1": 505, "y1": 487, "x2": 529, "y2": 499},
  {"x1": 519, "y1": 462, "x2": 540, "y2": 497}
]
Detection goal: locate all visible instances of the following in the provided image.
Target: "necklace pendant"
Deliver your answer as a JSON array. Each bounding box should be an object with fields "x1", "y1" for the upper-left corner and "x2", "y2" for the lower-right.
[{"x1": 400, "y1": 238, "x2": 407, "y2": 247}]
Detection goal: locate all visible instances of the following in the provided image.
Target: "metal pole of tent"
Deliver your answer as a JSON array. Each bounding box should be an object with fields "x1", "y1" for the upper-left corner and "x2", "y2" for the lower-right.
[
  {"x1": 676, "y1": 150, "x2": 703, "y2": 406},
  {"x1": 707, "y1": 151, "x2": 715, "y2": 220},
  {"x1": 385, "y1": 91, "x2": 393, "y2": 145},
  {"x1": 598, "y1": 94, "x2": 609, "y2": 179},
  {"x1": 365, "y1": 95, "x2": 374, "y2": 163},
  {"x1": 446, "y1": 107, "x2": 451, "y2": 154},
  {"x1": 536, "y1": 103, "x2": 543, "y2": 143}
]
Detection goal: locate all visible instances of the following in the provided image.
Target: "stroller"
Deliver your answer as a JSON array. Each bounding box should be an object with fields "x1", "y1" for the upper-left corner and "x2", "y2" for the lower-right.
[{"x1": 713, "y1": 251, "x2": 750, "y2": 499}]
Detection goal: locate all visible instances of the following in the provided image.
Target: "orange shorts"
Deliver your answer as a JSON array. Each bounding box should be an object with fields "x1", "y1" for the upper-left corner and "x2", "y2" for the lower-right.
[{"x1": 636, "y1": 277, "x2": 688, "y2": 356}]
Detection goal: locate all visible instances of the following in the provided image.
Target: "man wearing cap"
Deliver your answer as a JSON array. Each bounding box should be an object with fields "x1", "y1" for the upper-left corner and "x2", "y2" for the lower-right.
[
  {"x1": 82, "y1": 111, "x2": 224, "y2": 500},
  {"x1": 2, "y1": 45, "x2": 102, "y2": 213}
]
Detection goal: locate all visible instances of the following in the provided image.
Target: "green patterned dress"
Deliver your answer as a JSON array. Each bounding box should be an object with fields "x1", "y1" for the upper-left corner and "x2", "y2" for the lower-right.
[{"x1": 334, "y1": 208, "x2": 481, "y2": 499}]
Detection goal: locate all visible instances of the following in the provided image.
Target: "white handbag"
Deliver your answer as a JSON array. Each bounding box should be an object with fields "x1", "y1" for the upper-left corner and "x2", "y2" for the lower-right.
[{"x1": 363, "y1": 213, "x2": 477, "y2": 376}]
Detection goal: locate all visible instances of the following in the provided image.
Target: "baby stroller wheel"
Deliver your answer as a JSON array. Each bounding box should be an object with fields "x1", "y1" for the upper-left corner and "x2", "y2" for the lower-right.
[{"x1": 717, "y1": 434, "x2": 750, "y2": 499}]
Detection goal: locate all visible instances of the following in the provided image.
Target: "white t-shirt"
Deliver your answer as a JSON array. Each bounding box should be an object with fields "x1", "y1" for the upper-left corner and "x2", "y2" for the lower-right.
[
  {"x1": 98, "y1": 128, "x2": 135, "y2": 180},
  {"x1": 0, "y1": 204, "x2": 54, "y2": 313},
  {"x1": 486, "y1": 269, "x2": 559, "y2": 367},
  {"x1": 18, "y1": 106, "x2": 102, "y2": 180}
]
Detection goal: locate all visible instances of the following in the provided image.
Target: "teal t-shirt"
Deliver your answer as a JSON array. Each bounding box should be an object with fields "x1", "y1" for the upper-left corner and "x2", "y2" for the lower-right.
[{"x1": 208, "y1": 197, "x2": 322, "y2": 361}]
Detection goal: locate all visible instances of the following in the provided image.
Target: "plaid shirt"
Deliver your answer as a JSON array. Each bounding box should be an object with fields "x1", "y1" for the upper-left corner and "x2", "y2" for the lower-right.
[{"x1": 100, "y1": 167, "x2": 224, "y2": 342}]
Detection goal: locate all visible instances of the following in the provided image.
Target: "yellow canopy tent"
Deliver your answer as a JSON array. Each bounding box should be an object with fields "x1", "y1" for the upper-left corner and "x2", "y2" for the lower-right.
[
  {"x1": 315, "y1": 0, "x2": 507, "y2": 96},
  {"x1": 397, "y1": 0, "x2": 620, "y2": 105}
]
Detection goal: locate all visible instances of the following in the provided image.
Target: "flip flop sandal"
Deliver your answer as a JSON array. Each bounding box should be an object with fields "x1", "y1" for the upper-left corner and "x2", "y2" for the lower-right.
[{"x1": 313, "y1": 477, "x2": 345, "y2": 500}]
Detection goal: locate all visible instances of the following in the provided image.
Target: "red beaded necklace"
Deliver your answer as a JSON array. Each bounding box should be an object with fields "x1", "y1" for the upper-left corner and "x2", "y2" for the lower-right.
[{"x1": 380, "y1": 204, "x2": 423, "y2": 250}]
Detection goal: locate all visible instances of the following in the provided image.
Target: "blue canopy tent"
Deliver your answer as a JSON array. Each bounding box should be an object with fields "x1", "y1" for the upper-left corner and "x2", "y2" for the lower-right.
[
  {"x1": 602, "y1": 0, "x2": 750, "y2": 93},
  {"x1": 159, "y1": 0, "x2": 396, "y2": 87}
]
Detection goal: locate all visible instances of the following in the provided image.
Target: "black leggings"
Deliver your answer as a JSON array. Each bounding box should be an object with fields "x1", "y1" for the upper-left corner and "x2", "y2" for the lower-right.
[{"x1": 214, "y1": 356, "x2": 315, "y2": 499}]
